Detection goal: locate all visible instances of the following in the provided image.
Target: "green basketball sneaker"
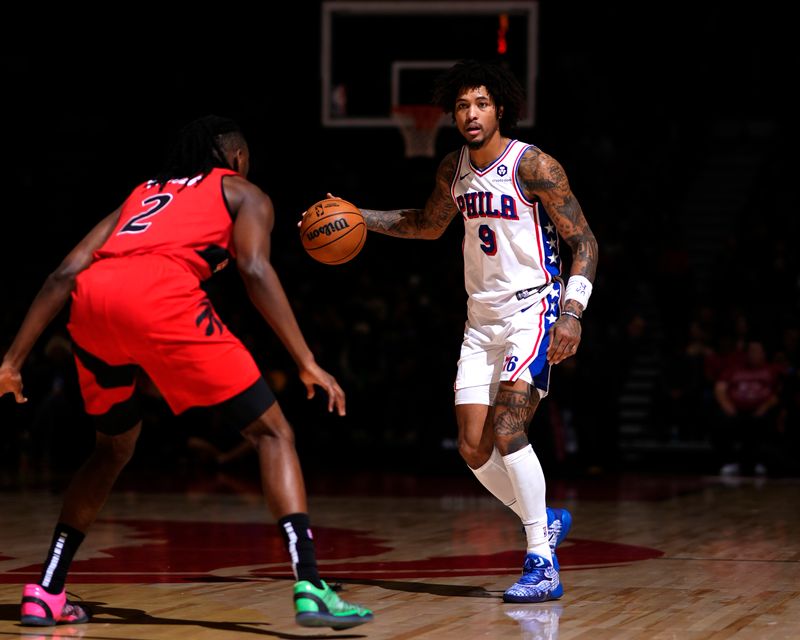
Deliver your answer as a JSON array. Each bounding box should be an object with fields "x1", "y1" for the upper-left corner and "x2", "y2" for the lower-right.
[{"x1": 293, "y1": 580, "x2": 373, "y2": 630}]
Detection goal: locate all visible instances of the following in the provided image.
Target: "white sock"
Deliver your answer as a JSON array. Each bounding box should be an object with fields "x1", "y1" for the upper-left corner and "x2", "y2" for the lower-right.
[
  {"x1": 503, "y1": 445, "x2": 551, "y2": 561},
  {"x1": 470, "y1": 448, "x2": 523, "y2": 517}
]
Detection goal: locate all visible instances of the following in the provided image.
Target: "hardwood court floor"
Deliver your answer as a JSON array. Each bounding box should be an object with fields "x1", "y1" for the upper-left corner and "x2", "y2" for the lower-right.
[{"x1": 1, "y1": 469, "x2": 798, "y2": 639}]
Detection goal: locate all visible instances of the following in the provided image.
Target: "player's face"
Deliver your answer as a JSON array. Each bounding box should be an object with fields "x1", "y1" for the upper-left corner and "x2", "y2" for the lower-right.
[{"x1": 453, "y1": 86, "x2": 502, "y2": 150}]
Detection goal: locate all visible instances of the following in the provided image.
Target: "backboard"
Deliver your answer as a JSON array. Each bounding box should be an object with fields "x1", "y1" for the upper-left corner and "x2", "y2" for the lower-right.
[{"x1": 321, "y1": 1, "x2": 539, "y2": 128}]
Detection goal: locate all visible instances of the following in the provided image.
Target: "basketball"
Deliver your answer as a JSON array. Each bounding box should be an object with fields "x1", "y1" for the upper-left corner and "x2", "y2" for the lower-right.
[{"x1": 300, "y1": 198, "x2": 367, "y2": 265}]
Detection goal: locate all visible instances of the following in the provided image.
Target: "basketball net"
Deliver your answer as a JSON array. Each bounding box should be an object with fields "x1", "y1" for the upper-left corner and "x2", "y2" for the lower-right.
[{"x1": 391, "y1": 105, "x2": 446, "y2": 159}]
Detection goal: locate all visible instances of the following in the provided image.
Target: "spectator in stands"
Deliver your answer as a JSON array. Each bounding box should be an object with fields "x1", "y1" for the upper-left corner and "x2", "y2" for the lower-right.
[{"x1": 711, "y1": 339, "x2": 783, "y2": 476}]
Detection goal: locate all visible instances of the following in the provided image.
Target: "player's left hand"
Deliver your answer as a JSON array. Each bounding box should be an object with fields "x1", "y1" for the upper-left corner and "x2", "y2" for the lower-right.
[
  {"x1": 298, "y1": 360, "x2": 346, "y2": 416},
  {"x1": 547, "y1": 315, "x2": 581, "y2": 364}
]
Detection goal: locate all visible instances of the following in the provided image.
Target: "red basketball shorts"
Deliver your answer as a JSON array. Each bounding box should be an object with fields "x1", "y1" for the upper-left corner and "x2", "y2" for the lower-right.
[{"x1": 67, "y1": 255, "x2": 265, "y2": 429}]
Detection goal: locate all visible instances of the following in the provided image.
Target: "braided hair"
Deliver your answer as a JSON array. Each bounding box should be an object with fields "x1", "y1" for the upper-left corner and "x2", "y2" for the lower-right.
[
  {"x1": 153, "y1": 115, "x2": 247, "y2": 189},
  {"x1": 431, "y1": 59, "x2": 525, "y2": 136}
]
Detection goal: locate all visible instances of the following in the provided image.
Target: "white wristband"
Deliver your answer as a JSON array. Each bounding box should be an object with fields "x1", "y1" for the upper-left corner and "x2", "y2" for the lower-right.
[{"x1": 565, "y1": 275, "x2": 593, "y2": 310}]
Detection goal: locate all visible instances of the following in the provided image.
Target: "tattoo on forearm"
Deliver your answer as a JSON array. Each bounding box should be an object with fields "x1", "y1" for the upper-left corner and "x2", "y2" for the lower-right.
[
  {"x1": 359, "y1": 152, "x2": 459, "y2": 239},
  {"x1": 361, "y1": 208, "x2": 427, "y2": 237},
  {"x1": 569, "y1": 229, "x2": 599, "y2": 281}
]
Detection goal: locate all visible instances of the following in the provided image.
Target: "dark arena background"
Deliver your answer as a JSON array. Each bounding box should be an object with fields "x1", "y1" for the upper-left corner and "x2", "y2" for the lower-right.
[{"x1": 1, "y1": 4, "x2": 799, "y2": 638}]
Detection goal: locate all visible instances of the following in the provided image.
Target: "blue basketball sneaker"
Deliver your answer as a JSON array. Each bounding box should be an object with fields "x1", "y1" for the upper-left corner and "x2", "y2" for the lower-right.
[
  {"x1": 546, "y1": 507, "x2": 572, "y2": 572},
  {"x1": 509, "y1": 507, "x2": 571, "y2": 602},
  {"x1": 502, "y1": 553, "x2": 561, "y2": 603}
]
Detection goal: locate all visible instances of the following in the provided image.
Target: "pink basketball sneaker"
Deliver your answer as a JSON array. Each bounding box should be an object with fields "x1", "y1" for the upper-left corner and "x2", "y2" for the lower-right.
[{"x1": 20, "y1": 584, "x2": 90, "y2": 626}]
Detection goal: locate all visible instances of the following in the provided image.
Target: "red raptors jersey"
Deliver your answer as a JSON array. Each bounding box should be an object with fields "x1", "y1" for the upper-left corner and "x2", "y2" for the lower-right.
[{"x1": 93, "y1": 167, "x2": 238, "y2": 280}]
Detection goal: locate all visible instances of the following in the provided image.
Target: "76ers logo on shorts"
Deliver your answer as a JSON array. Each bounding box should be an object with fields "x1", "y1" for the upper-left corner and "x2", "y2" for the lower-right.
[{"x1": 504, "y1": 355, "x2": 518, "y2": 372}]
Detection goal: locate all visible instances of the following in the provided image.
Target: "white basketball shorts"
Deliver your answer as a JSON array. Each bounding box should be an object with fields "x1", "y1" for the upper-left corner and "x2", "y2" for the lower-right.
[{"x1": 454, "y1": 283, "x2": 561, "y2": 406}]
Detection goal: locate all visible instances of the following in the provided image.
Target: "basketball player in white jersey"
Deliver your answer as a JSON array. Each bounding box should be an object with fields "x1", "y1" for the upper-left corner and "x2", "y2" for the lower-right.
[{"x1": 335, "y1": 59, "x2": 599, "y2": 603}]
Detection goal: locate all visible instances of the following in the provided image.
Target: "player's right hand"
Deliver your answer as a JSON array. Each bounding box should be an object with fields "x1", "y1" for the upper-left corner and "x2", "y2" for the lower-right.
[
  {"x1": 0, "y1": 364, "x2": 28, "y2": 403},
  {"x1": 297, "y1": 193, "x2": 342, "y2": 228}
]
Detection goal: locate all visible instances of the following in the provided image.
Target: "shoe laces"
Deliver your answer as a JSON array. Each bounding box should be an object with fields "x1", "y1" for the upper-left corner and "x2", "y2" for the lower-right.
[{"x1": 548, "y1": 520, "x2": 562, "y2": 548}]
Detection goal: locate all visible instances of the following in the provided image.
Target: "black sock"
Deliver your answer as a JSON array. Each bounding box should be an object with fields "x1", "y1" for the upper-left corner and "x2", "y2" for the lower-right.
[
  {"x1": 278, "y1": 513, "x2": 322, "y2": 588},
  {"x1": 38, "y1": 523, "x2": 85, "y2": 595}
]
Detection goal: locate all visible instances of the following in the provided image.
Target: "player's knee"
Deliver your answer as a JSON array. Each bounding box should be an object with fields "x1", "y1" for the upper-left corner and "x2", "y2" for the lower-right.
[
  {"x1": 458, "y1": 436, "x2": 491, "y2": 468},
  {"x1": 493, "y1": 433, "x2": 530, "y2": 457},
  {"x1": 240, "y1": 414, "x2": 295, "y2": 449},
  {"x1": 95, "y1": 429, "x2": 139, "y2": 467}
]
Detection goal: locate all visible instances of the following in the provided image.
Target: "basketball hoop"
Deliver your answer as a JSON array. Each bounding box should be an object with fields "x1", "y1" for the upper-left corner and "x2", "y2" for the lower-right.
[{"x1": 391, "y1": 105, "x2": 446, "y2": 159}]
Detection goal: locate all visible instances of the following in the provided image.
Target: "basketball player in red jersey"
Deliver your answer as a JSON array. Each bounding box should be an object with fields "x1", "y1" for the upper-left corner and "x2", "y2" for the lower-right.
[{"x1": 0, "y1": 115, "x2": 372, "y2": 630}]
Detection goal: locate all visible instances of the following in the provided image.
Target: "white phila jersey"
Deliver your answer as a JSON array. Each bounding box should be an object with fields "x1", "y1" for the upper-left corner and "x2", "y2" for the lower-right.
[{"x1": 450, "y1": 139, "x2": 562, "y2": 320}]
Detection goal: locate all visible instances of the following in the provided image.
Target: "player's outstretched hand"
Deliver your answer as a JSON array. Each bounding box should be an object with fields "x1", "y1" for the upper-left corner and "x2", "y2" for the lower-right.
[
  {"x1": 298, "y1": 360, "x2": 346, "y2": 416},
  {"x1": 0, "y1": 364, "x2": 27, "y2": 403}
]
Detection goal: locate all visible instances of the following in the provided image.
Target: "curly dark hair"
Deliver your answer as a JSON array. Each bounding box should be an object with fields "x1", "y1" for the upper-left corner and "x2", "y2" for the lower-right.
[
  {"x1": 153, "y1": 115, "x2": 246, "y2": 188},
  {"x1": 431, "y1": 59, "x2": 525, "y2": 136}
]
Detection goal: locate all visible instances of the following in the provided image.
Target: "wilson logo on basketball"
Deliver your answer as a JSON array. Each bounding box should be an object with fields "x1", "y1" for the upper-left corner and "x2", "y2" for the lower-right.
[
  {"x1": 304, "y1": 217, "x2": 350, "y2": 241},
  {"x1": 301, "y1": 197, "x2": 366, "y2": 265}
]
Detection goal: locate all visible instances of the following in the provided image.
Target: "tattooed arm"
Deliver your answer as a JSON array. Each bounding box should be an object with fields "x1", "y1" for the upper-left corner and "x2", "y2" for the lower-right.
[
  {"x1": 519, "y1": 146, "x2": 598, "y2": 305},
  {"x1": 359, "y1": 152, "x2": 460, "y2": 239},
  {"x1": 518, "y1": 146, "x2": 599, "y2": 363}
]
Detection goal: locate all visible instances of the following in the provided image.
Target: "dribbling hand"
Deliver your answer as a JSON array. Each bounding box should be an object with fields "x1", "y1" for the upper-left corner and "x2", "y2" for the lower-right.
[{"x1": 297, "y1": 192, "x2": 342, "y2": 229}]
